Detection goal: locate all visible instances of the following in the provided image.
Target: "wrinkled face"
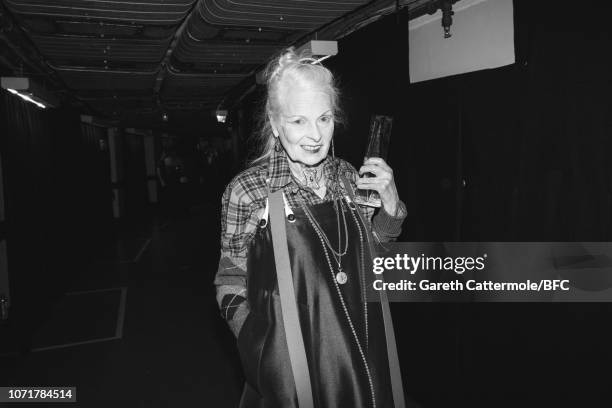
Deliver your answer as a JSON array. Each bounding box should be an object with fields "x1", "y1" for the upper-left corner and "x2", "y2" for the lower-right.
[{"x1": 271, "y1": 79, "x2": 334, "y2": 167}]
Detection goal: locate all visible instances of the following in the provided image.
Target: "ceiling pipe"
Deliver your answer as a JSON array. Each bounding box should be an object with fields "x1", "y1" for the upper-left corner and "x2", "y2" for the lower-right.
[
  {"x1": 153, "y1": 0, "x2": 199, "y2": 96},
  {"x1": 1, "y1": 0, "x2": 188, "y2": 24},
  {"x1": 0, "y1": 33, "x2": 50, "y2": 78},
  {"x1": 0, "y1": 3, "x2": 95, "y2": 112},
  {"x1": 48, "y1": 63, "x2": 159, "y2": 75},
  {"x1": 292, "y1": 0, "x2": 407, "y2": 45},
  {"x1": 220, "y1": 0, "x2": 420, "y2": 110},
  {"x1": 0, "y1": 5, "x2": 62, "y2": 82}
]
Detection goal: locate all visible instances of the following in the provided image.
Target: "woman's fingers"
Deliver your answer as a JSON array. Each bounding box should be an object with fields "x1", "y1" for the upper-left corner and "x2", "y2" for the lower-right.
[
  {"x1": 364, "y1": 157, "x2": 386, "y2": 165},
  {"x1": 356, "y1": 176, "x2": 381, "y2": 185},
  {"x1": 363, "y1": 157, "x2": 392, "y2": 171},
  {"x1": 359, "y1": 164, "x2": 380, "y2": 176},
  {"x1": 359, "y1": 164, "x2": 393, "y2": 178},
  {"x1": 356, "y1": 177, "x2": 392, "y2": 191},
  {"x1": 360, "y1": 158, "x2": 393, "y2": 177}
]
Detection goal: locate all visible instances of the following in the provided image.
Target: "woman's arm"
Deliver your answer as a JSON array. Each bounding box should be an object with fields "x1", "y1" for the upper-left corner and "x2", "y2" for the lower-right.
[{"x1": 214, "y1": 177, "x2": 259, "y2": 337}]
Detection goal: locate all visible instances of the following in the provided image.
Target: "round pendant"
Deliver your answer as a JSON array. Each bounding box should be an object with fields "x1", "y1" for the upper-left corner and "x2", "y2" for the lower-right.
[{"x1": 336, "y1": 271, "x2": 348, "y2": 285}]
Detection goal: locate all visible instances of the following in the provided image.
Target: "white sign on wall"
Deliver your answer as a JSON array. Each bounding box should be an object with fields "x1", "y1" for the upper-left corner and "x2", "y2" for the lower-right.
[{"x1": 409, "y1": 0, "x2": 515, "y2": 83}]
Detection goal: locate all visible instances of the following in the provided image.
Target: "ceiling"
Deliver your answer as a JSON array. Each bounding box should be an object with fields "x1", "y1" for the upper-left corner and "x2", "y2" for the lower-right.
[{"x1": 0, "y1": 0, "x2": 438, "y2": 128}]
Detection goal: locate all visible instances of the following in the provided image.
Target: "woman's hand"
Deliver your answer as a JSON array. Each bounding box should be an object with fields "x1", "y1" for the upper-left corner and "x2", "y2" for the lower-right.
[{"x1": 356, "y1": 157, "x2": 400, "y2": 216}]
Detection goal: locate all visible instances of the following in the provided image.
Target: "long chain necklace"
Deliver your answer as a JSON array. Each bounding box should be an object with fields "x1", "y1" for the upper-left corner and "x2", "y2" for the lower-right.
[
  {"x1": 300, "y1": 193, "x2": 369, "y2": 343},
  {"x1": 301, "y1": 199, "x2": 348, "y2": 257},
  {"x1": 300, "y1": 198, "x2": 348, "y2": 283}
]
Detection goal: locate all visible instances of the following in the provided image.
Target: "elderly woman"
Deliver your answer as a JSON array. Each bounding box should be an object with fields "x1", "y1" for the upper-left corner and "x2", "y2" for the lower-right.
[{"x1": 214, "y1": 47, "x2": 407, "y2": 407}]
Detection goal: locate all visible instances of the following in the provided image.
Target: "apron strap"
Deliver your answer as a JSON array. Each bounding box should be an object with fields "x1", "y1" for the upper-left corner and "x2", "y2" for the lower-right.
[
  {"x1": 269, "y1": 190, "x2": 314, "y2": 408},
  {"x1": 340, "y1": 175, "x2": 407, "y2": 408}
]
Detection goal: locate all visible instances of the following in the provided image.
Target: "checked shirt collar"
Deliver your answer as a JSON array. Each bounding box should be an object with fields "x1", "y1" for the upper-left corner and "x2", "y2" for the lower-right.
[{"x1": 265, "y1": 146, "x2": 337, "y2": 198}]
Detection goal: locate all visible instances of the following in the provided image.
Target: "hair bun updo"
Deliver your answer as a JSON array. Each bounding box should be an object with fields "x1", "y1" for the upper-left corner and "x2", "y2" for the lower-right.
[
  {"x1": 263, "y1": 46, "x2": 339, "y2": 118},
  {"x1": 264, "y1": 47, "x2": 333, "y2": 87}
]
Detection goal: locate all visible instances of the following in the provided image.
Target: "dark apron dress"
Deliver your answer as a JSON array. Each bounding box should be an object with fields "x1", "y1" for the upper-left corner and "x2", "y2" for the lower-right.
[{"x1": 237, "y1": 197, "x2": 393, "y2": 408}]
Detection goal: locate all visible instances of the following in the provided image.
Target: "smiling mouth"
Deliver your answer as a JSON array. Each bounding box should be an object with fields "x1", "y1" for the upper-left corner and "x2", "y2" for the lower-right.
[{"x1": 301, "y1": 145, "x2": 322, "y2": 152}]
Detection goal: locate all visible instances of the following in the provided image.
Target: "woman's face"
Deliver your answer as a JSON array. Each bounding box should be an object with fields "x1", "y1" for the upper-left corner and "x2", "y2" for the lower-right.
[{"x1": 272, "y1": 80, "x2": 334, "y2": 167}]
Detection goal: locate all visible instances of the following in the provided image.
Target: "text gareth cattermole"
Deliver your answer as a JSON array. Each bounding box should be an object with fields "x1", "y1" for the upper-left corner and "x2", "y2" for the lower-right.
[{"x1": 372, "y1": 254, "x2": 487, "y2": 275}]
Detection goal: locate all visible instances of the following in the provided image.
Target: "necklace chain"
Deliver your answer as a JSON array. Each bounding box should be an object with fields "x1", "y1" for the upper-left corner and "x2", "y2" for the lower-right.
[
  {"x1": 347, "y1": 202, "x2": 369, "y2": 347},
  {"x1": 300, "y1": 199, "x2": 348, "y2": 259}
]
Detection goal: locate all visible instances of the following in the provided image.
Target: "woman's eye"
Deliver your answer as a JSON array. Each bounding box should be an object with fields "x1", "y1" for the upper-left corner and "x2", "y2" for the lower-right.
[
  {"x1": 320, "y1": 116, "x2": 332, "y2": 123},
  {"x1": 291, "y1": 119, "x2": 304, "y2": 125}
]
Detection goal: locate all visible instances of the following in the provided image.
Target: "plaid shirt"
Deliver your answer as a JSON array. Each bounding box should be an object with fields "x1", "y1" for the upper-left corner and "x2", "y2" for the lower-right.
[{"x1": 215, "y1": 148, "x2": 406, "y2": 335}]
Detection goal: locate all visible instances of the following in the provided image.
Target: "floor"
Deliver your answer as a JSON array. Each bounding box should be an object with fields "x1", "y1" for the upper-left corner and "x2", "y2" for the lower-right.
[{"x1": 0, "y1": 201, "x2": 244, "y2": 407}]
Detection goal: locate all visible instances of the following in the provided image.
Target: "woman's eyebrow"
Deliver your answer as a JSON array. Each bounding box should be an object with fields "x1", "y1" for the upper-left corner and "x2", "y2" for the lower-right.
[{"x1": 282, "y1": 110, "x2": 331, "y2": 119}]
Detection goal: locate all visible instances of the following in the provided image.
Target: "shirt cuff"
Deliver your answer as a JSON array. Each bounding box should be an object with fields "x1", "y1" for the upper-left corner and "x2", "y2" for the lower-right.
[{"x1": 373, "y1": 200, "x2": 407, "y2": 238}]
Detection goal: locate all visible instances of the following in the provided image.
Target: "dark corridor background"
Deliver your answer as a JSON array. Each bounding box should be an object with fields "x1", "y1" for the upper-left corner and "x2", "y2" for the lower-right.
[{"x1": 2, "y1": 1, "x2": 612, "y2": 406}]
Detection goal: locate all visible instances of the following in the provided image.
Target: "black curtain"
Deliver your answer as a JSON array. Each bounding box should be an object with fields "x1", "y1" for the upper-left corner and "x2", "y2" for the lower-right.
[
  {"x1": 0, "y1": 89, "x2": 112, "y2": 340},
  {"x1": 323, "y1": 2, "x2": 612, "y2": 406}
]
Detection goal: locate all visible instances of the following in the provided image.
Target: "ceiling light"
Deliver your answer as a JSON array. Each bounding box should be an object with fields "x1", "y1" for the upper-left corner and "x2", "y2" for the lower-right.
[
  {"x1": 440, "y1": 0, "x2": 455, "y2": 38},
  {"x1": 216, "y1": 109, "x2": 227, "y2": 123},
  {"x1": 295, "y1": 40, "x2": 338, "y2": 64},
  {"x1": 1, "y1": 77, "x2": 59, "y2": 109}
]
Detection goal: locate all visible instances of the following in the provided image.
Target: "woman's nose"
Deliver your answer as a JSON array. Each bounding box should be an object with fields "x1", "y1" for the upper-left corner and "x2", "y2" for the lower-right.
[{"x1": 308, "y1": 123, "x2": 323, "y2": 142}]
